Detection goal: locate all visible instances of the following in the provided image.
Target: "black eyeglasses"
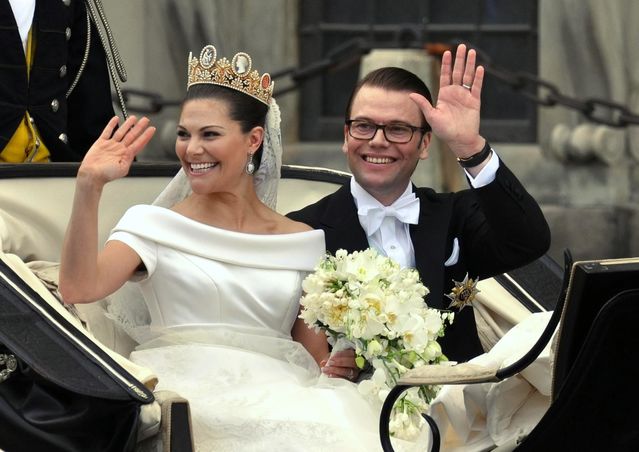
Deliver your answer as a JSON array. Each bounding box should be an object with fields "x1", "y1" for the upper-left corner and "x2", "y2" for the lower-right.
[{"x1": 345, "y1": 119, "x2": 427, "y2": 144}]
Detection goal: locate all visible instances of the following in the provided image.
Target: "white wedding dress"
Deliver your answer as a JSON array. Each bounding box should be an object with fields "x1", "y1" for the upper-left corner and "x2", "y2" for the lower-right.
[{"x1": 108, "y1": 205, "x2": 388, "y2": 451}]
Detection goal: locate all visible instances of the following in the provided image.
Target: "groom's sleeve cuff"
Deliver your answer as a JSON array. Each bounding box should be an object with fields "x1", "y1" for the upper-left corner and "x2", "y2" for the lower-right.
[{"x1": 465, "y1": 151, "x2": 500, "y2": 188}]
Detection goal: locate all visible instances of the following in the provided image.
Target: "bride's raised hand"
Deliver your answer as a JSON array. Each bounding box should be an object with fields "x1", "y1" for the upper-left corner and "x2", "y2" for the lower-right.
[{"x1": 79, "y1": 116, "x2": 156, "y2": 186}]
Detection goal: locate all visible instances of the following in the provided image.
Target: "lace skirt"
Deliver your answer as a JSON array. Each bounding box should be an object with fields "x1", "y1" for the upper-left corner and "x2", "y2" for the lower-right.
[{"x1": 130, "y1": 325, "x2": 385, "y2": 452}]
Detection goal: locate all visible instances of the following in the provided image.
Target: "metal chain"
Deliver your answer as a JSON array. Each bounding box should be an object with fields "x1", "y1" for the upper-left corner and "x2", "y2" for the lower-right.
[
  {"x1": 120, "y1": 38, "x2": 639, "y2": 129},
  {"x1": 65, "y1": 8, "x2": 91, "y2": 99},
  {"x1": 86, "y1": 0, "x2": 128, "y2": 118},
  {"x1": 120, "y1": 37, "x2": 371, "y2": 109},
  {"x1": 89, "y1": 0, "x2": 127, "y2": 82},
  {"x1": 472, "y1": 45, "x2": 639, "y2": 128}
]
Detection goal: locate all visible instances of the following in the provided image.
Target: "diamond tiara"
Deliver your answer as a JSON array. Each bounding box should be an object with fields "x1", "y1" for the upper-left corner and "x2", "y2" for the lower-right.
[{"x1": 187, "y1": 44, "x2": 274, "y2": 105}]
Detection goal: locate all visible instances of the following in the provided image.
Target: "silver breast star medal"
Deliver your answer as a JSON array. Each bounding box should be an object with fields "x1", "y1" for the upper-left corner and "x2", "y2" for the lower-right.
[{"x1": 446, "y1": 274, "x2": 480, "y2": 311}]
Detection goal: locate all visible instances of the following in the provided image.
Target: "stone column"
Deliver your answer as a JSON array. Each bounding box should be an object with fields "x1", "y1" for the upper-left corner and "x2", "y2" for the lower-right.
[{"x1": 538, "y1": 0, "x2": 639, "y2": 260}]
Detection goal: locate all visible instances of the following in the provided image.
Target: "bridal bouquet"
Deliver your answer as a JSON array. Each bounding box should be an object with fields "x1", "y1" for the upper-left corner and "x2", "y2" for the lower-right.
[{"x1": 299, "y1": 248, "x2": 453, "y2": 440}]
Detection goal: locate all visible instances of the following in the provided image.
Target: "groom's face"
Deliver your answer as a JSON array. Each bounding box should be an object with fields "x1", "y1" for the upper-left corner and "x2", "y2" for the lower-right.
[{"x1": 343, "y1": 85, "x2": 431, "y2": 205}]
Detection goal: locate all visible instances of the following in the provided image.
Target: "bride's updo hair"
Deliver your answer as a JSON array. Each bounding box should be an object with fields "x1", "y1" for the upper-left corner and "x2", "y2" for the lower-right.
[{"x1": 184, "y1": 84, "x2": 269, "y2": 171}]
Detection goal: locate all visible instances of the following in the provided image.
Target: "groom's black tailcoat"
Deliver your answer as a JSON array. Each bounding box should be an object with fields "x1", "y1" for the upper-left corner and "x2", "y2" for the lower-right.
[{"x1": 287, "y1": 163, "x2": 550, "y2": 362}]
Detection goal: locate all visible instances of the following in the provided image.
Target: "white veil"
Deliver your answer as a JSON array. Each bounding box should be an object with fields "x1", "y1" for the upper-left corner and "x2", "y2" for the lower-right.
[{"x1": 152, "y1": 98, "x2": 283, "y2": 209}]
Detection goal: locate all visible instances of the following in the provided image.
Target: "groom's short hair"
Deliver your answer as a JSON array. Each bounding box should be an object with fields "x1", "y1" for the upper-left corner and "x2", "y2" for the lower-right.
[{"x1": 343, "y1": 67, "x2": 434, "y2": 130}]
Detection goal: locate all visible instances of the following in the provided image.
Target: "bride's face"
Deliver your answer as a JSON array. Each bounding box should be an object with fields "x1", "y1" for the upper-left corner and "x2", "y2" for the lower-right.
[{"x1": 176, "y1": 98, "x2": 262, "y2": 195}]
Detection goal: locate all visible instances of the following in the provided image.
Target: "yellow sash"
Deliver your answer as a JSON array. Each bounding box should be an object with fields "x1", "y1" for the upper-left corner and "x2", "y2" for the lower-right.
[{"x1": 1, "y1": 27, "x2": 51, "y2": 163}]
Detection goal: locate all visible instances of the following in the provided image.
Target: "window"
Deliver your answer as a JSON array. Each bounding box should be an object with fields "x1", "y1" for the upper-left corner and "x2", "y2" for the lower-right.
[{"x1": 298, "y1": 0, "x2": 538, "y2": 142}]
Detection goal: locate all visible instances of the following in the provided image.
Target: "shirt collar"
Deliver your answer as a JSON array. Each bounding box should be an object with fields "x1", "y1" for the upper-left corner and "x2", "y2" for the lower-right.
[{"x1": 350, "y1": 177, "x2": 414, "y2": 210}]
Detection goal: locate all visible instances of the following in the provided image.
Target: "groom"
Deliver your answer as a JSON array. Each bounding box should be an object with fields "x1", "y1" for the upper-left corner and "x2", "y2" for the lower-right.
[{"x1": 288, "y1": 44, "x2": 550, "y2": 364}]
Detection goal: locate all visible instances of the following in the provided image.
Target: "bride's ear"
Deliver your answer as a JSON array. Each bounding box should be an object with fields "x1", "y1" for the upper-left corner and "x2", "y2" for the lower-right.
[{"x1": 248, "y1": 126, "x2": 265, "y2": 152}]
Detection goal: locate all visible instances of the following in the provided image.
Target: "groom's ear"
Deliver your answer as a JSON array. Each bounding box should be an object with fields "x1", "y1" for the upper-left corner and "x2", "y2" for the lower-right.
[{"x1": 418, "y1": 131, "x2": 431, "y2": 160}]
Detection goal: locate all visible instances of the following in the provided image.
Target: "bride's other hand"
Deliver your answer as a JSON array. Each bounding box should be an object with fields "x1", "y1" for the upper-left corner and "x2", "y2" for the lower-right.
[
  {"x1": 79, "y1": 115, "x2": 156, "y2": 186},
  {"x1": 321, "y1": 349, "x2": 361, "y2": 381}
]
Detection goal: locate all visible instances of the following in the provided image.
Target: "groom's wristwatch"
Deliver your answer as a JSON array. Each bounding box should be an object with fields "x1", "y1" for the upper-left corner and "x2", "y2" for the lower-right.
[{"x1": 457, "y1": 141, "x2": 492, "y2": 168}]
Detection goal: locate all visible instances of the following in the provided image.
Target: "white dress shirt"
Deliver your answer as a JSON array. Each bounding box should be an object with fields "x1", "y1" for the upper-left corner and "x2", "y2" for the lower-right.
[
  {"x1": 350, "y1": 151, "x2": 500, "y2": 269},
  {"x1": 9, "y1": 0, "x2": 35, "y2": 53},
  {"x1": 351, "y1": 178, "x2": 418, "y2": 268}
]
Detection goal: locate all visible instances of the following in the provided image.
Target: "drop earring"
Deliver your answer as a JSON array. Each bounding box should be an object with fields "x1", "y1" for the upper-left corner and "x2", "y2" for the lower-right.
[{"x1": 246, "y1": 153, "x2": 255, "y2": 175}]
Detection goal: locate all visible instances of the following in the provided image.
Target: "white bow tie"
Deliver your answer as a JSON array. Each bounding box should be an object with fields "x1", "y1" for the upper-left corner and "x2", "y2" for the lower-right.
[{"x1": 358, "y1": 194, "x2": 420, "y2": 236}]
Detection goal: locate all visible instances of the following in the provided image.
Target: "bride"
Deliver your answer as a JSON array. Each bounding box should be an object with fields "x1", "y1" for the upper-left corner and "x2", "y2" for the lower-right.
[{"x1": 58, "y1": 45, "x2": 395, "y2": 451}]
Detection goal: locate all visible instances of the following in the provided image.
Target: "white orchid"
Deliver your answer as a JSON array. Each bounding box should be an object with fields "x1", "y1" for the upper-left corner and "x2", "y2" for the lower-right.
[
  {"x1": 358, "y1": 367, "x2": 390, "y2": 403},
  {"x1": 299, "y1": 248, "x2": 452, "y2": 443}
]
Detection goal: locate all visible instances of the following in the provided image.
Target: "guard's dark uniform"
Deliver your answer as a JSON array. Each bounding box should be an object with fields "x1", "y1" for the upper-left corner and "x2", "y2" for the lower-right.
[{"x1": 0, "y1": 0, "x2": 115, "y2": 161}]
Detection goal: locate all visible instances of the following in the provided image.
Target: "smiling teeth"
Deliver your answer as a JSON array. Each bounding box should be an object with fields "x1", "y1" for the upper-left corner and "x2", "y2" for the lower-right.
[
  {"x1": 190, "y1": 162, "x2": 217, "y2": 171},
  {"x1": 366, "y1": 156, "x2": 393, "y2": 164}
]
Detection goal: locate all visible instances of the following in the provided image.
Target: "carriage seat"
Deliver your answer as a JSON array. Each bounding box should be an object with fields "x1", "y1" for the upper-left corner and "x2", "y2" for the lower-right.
[{"x1": 0, "y1": 163, "x2": 349, "y2": 354}]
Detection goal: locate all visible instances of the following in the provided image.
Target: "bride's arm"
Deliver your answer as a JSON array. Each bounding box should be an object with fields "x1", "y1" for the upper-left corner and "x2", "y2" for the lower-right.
[
  {"x1": 59, "y1": 116, "x2": 155, "y2": 304},
  {"x1": 292, "y1": 316, "x2": 361, "y2": 381},
  {"x1": 291, "y1": 317, "x2": 328, "y2": 366}
]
